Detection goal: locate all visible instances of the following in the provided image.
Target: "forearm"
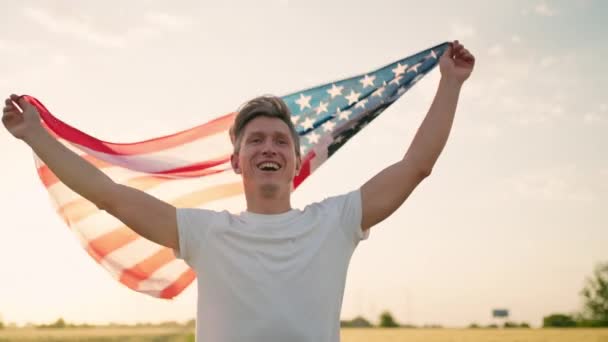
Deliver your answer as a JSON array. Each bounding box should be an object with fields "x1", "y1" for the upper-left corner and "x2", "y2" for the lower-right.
[
  {"x1": 25, "y1": 127, "x2": 115, "y2": 208},
  {"x1": 403, "y1": 76, "x2": 462, "y2": 172}
]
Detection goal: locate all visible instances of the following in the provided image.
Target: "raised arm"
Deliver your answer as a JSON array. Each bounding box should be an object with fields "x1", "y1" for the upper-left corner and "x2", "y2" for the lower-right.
[
  {"x1": 360, "y1": 40, "x2": 475, "y2": 231},
  {"x1": 2, "y1": 95, "x2": 179, "y2": 250}
]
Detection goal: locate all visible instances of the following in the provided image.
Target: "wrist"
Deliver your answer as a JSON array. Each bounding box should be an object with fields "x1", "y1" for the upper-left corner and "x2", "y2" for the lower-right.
[
  {"x1": 22, "y1": 125, "x2": 49, "y2": 146},
  {"x1": 439, "y1": 76, "x2": 464, "y2": 89},
  {"x1": 439, "y1": 76, "x2": 464, "y2": 91}
]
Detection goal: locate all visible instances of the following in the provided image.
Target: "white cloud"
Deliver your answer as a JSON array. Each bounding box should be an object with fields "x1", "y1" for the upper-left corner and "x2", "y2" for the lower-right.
[
  {"x1": 583, "y1": 104, "x2": 608, "y2": 124},
  {"x1": 533, "y1": 2, "x2": 557, "y2": 16},
  {"x1": 514, "y1": 104, "x2": 565, "y2": 125},
  {"x1": 23, "y1": 6, "x2": 127, "y2": 48},
  {"x1": 450, "y1": 23, "x2": 476, "y2": 39},
  {"x1": 144, "y1": 12, "x2": 191, "y2": 31},
  {"x1": 583, "y1": 112, "x2": 606, "y2": 124},
  {"x1": 488, "y1": 44, "x2": 504, "y2": 57},
  {"x1": 539, "y1": 56, "x2": 556, "y2": 68},
  {"x1": 22, "y1": 7, "x2": 192, "y2": 49},
  {"x1": 501, "y1": 165, "x2": 596, "y2": 202}
]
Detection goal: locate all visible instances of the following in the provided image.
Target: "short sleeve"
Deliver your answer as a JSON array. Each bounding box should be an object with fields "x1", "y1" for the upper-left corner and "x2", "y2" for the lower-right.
[
  {"x1": 322, "y1": 189, "x2": 370, "y2": 245},
  {"x1": 174, "y1": 208, "x2": 217, "y2": 265}
]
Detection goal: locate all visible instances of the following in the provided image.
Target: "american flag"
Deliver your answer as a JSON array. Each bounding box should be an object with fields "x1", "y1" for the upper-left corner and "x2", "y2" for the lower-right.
[{"x1": 25, "y1": 42, "x2": 448, "y2": 299}]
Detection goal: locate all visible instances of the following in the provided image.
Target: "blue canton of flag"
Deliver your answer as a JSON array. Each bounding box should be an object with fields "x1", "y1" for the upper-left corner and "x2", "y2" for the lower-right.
[{"x1": 280, "y1": 42, "x2": 449, "y2": 187}]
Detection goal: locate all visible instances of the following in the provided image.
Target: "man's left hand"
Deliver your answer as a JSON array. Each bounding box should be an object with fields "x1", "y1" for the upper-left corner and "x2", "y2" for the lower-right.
[{"x1": 439, "y1": 40, "x2": 475, "y2": 83}]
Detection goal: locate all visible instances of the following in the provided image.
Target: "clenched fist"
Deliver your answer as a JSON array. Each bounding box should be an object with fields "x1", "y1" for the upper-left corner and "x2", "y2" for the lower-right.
[{"x1": 2, "y1": 94, "x2": 44, "y2": 141}]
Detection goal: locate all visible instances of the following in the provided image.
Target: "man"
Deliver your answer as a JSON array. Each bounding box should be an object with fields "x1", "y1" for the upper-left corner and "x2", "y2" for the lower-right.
[{"x1": 2, "y1": 40, "x2": 474, "y2": 341}]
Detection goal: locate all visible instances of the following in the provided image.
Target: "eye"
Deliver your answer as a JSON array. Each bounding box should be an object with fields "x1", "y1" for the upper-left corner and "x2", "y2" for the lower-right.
[{"x1": 277, "y1": 139, "x2": 288, "y2": 145}]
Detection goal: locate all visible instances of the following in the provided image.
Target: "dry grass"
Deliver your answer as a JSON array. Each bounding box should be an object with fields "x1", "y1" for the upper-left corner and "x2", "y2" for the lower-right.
[
  {"x1": 1, "y1": 327, "x2": 607, "y2": 341},
  {"x1": 341, "y1": 328, "x2": 608, "y2": 342}
]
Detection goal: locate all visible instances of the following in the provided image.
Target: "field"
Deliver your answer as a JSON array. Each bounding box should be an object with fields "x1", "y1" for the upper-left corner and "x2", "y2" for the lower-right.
[{"x1": 1, "y1": 328, "x2": 607, "y2": 341}]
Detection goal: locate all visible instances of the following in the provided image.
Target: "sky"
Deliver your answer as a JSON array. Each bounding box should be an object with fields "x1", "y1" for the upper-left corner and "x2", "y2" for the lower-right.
[{"x1": 1, "y1": 0, "x2": 607, "y2": 328}]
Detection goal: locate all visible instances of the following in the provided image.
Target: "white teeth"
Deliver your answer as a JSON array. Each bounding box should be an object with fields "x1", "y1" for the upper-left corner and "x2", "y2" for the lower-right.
[{"x1": 258, "y1": 162, "x2": 280, "y2": 171}]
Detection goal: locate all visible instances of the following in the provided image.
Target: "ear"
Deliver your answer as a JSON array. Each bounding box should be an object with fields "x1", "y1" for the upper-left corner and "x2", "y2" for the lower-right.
[
  {"x1": 295, "y1": 155, "x2": 302, "y2": 175},
  {"x1": 230, "y1": 153, "x2": 241, "y2": 174}
]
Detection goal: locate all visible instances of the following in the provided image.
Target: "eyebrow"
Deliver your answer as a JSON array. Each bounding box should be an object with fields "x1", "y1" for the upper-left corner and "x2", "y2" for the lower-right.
[{"x1": 248, "y1": 130, "x2": 290, "y2": 138}]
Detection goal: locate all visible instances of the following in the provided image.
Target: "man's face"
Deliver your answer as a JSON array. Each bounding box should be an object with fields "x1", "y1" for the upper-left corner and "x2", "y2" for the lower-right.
[{"x1": 231, "y1": 116, "x2": 300, "y2": 195}]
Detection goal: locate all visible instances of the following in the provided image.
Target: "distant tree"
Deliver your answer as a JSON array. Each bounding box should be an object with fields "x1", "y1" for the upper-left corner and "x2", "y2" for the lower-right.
[
  {"x1": 340, "y1": 316, "x2": 373, "y2": 328},
  {"x1": 379, "y1": 311, "x2": 399, "y2": 328},
  {"x1": 468, "y1": 323, "x2": 479, "y2": 328},
  {"x1": 580, "y1": 262, "x2": 608, "y2": 326},
  {"x1": 543, "y1": 314, "x2": 576, "y2": 327},
  {"x1": 485, "y1": 324, "x2": 498, "y2": 328},
  {"x1": 503, "y1": 321, "x2": 530, "y2": 328},
  {"x1": 0, "y1": 320, "x2": 4, "y2": 330}
]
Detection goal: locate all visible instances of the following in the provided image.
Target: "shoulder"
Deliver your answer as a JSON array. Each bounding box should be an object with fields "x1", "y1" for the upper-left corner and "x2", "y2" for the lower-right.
[
  {"x1": 313, "y1": 189, "x2": 361, "y2": 211},
  {"x1": 304, "y1": 189, "x2": 361, "y2": 220},
  {"x1": 176, "y1": 208, "x2": 235, "y2": 231}
]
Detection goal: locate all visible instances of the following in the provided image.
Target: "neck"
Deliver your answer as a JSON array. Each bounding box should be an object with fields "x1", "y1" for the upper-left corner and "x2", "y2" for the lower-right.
[{"x1": 244, "y1": 184, "x2": 292, "y2": 214}]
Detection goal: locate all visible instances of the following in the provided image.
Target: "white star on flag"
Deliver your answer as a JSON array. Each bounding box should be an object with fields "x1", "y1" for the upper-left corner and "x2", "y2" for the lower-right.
[
  {"x1": 300, "y1": 117, "x2": 314, "y2": 130},
  {"x1": 355, "y1": 99, "x2": 368, "y2": 109},
  {"x1": 316, "y1": 101, "x2": 329, "y2": 115},
  {"x1": 291, "y1": 115, "x2": 299, "y2": 125},
  {"x1": 408, "y1": 63, "x2": 422, "y2": 73},
  {"x1": 338, "y1": 110, "x2": 352, "y2": 120},
  {"x1": 322, "y1": 120, "x2": 336, "y2": 132},
  {"x1": 392, "y1": 63, "x2": 408, "y2": 76},
  {"x1": 307, "y1": 132, "x2": 320, "y2": 144},
  {"x1": 327, "y1": 84, "x2": 344, "y2": 98},
  {"x1": 390, "y1": 75, "x2": 403, "y2": 85},
  {"x1": 345, "y1": 90, "x2": 361, "y2": 105},
  {"x1": 372, "y1": 87, "x2": 385, "y2": 97},
  {"x1": 359, "y1": 74, "x2": 376, "y2": 88},
  {"x1": 295, "y1": 94, "x2": 312, "y2": 110}
]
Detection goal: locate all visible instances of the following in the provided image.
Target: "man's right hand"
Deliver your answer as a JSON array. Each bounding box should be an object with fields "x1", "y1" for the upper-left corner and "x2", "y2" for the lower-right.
[
  {"x1": 3, "y1": 93, "x2": 180, "y2": 251},
  {"x1": 2, "y1": 94, "x2": 44, "y2": 141}
]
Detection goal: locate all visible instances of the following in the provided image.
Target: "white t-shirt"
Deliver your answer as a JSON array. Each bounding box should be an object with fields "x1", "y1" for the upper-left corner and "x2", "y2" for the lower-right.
[{"x1": 174, "y1": 189, "x2": 369, "y2": 342}]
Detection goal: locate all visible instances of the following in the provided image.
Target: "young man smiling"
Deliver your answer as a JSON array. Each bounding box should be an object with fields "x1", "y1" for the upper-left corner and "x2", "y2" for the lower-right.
[{"x1": 3, "y1": 40, "x2": 474, "y2": 341}]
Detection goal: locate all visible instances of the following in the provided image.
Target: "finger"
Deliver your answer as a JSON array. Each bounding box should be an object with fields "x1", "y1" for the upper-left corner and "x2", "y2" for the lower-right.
[
  {"x1": 8, "y1": 94, "x2": 23, "y2": 111},
  {"x1": 3, "y1": 99, "x2": 18, "y2": 113},
  {"x1": 1, "y1": 111, "x2": 18, "y2": 124},
  {"x1": 442, "y1": 43, "x2": 453, "y2": 58}
]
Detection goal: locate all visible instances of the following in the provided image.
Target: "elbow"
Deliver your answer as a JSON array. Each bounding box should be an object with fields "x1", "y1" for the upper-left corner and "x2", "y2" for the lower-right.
[
  {"x1": 417, "y1": 166, "x2": 433, "y2": 179},
  {"x1": 93, "y1": 184, "x2": 120, "y2": 212}
]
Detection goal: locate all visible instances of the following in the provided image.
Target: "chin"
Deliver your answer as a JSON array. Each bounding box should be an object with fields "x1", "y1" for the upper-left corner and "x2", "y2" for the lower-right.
[{"x1": 259, "y1": 183, "x2": 281, "y2": 198}]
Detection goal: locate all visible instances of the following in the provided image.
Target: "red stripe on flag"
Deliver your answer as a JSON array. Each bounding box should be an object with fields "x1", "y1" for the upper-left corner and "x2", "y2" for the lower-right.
[
  {"x1": 119, "y1": 248, "x2": 175, "y2": 290},
  {"x1": 24, "y1": 95, "x2": 236, "y2": 156},
  {"x1": 88, "y1": 227, "x2": 138, "y2": 260},
  {"x1": 293, "y1": 151, "x2": 315, "y2": 189},
  {"x1": 160, "y1": 269, "x2": 196, "y2": 299}
]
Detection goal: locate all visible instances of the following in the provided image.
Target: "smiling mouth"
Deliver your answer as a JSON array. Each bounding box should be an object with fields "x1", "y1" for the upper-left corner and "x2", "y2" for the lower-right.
[{"x1": 257, "y1": 162, "x2": 281, "y2": 171}]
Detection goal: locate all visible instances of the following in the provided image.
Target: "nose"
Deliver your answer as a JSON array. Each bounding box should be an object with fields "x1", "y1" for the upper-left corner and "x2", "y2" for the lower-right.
[{"x1": 261, "y1": 140, "x2": 277, "y2": 156}]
